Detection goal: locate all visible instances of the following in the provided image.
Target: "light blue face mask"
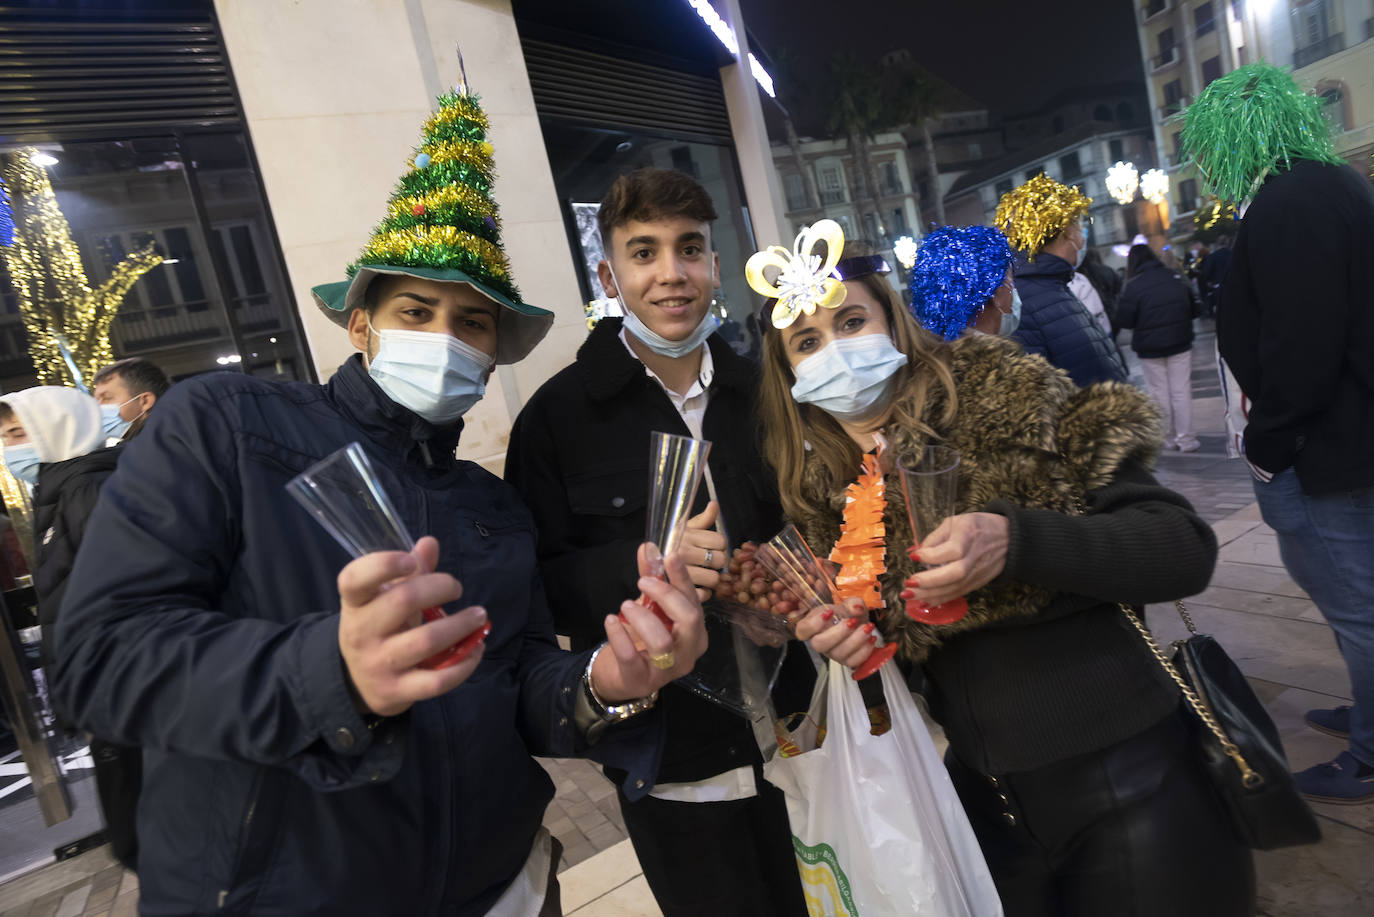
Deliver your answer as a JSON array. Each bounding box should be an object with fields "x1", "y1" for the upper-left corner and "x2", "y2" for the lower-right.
[
  {"x1": 1000, "y1": 287, "x2": 1023, "y2": 336},
  {"x1": 366, "y1": 324, "x2": 494, "y2": 425},
  {"x1": 790, "y1": 333, "x2": 908, "y2": 423},
  {"x1": 100, "y1": 403, "x2": 132, "y2": 441},
  {"x1": 3, "y1": 442, "x2": 41, "y2": 485},
  {"x1": 606, "y1": 262, "x2": 720, "y2": 359}
]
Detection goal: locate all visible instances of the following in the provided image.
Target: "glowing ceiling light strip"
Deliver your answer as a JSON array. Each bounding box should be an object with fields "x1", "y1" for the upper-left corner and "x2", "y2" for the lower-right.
[{"x1": 686, "y1": 0, "x2": 777, "y2": 98}]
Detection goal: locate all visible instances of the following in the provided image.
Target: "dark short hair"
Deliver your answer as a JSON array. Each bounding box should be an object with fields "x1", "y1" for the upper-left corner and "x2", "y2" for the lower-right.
[
  {"x1": 1126, "y1": 243, "x2": 1160, "y2": 279},
  {"x1": 93, "y1": 357, "x2": 170, "y2": 398},
  {"x1": 597, "y1": 168, "x2": 718, "y2": 247}
]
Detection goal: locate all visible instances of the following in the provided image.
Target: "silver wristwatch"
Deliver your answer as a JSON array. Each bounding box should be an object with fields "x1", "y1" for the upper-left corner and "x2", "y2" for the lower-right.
[{"x1": 583, "y1": 644, "x2": 658, "y2": 724}]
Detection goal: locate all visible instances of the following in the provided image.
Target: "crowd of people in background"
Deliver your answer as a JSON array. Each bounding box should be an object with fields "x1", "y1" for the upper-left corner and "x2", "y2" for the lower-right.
[{"x1": 0, "y1": 59, "x2": 1366, "y2": 917}]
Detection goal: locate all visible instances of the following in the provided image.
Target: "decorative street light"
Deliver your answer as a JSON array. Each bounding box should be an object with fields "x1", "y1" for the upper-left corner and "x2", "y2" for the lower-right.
[
  {"x1": 1140, "y1": 168, "x2": 1170, "y2": 205},
  {"x1": 893, "y1": 235, "x2": 918, "y2": 270},
  {"x1": 1106, "y1": 161, "x2": 1139, "y2": 205}
]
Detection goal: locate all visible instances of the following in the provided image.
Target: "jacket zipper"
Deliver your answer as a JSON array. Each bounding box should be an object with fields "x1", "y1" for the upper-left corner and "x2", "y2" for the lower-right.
[{"x1": 218, "y1": 771, "x2": 264, "y2": 909}]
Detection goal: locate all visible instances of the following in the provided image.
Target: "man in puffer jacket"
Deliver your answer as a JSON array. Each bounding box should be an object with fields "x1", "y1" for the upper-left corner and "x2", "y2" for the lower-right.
[{"x1": 995, "y1": 175, "x2": 1127, "y2": 386}]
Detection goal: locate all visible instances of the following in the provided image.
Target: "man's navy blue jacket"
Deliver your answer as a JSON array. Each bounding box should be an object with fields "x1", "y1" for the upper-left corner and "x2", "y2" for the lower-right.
[
  {"x1": 1012, "y1": 252, "x2": 1127, "y2": 387},
  {"x1": 53, "y1": 356, "x2": 661, "y2": 916}
]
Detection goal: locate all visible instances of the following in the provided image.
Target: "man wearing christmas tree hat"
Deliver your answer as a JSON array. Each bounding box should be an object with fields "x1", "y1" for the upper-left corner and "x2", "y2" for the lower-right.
[{"x1": 52, "y1": 88, "x2": 707, "y2": 917}]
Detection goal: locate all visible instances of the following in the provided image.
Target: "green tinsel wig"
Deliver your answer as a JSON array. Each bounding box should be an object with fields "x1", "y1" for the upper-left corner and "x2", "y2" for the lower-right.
[{"x1": 1182, "y1": 62, "x2": 1342, "y2": 203}]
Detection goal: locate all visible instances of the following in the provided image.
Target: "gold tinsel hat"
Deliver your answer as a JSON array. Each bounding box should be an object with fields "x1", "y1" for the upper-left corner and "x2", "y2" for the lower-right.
[
  {"x1": 994, "y1": 174, "x2": 1093, "y2": 257},
  {"x1": 310, "y1": 57, "x2": 552, "y2": 365}
]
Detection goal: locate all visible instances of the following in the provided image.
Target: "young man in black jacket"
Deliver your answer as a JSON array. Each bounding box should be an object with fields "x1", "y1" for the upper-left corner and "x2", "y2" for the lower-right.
[
  {"x1": 506, "y1": 168, "x2": 808, "y2": 916},
  {"x1": 1188, "y1": 63, "x2": 1374, "y2": 805}
]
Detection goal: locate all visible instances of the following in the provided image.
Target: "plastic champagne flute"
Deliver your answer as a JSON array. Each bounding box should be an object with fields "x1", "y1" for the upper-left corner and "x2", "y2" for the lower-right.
[
  {"x1": 286, "y1": 442, "x2": 488, "y2": 670},
  {"x1": 897, "y1": 445, "x2": 969, "y2": 625}
]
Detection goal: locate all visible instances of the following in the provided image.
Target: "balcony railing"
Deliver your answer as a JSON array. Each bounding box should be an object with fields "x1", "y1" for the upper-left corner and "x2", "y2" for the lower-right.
[
  {"x1": 1141, "y1": 0, "x2": 1170, "y2": 23},
  {"x1": 1158, "y1": 96, "x2": 1190, "y2": 120},
  {"x1": 1294, "y1": 33, "x2": 1345, "y2": 69},
  {"x1": 1151, "y1": 46, "x2": 1179, "y2": 72},
  {"x1": 820, "y1": 188, "x2": 847, "y2": 205}
]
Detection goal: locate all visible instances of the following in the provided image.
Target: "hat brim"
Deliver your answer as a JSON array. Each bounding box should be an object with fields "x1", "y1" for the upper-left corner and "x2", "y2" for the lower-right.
[{"x1": 310, "y1": 264, "x2": 554, "y2": 365}]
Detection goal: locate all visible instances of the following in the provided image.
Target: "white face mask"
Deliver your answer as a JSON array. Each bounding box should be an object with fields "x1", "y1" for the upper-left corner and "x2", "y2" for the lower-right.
[
  {"x1": 1001, "y1": 287, "x2": 1023, "y2": 336},
  {"x1": 365, "y1": 324, "x2": 494, "y2": 424},
  {"x1": 3, "y1": 442, "x2": 41, "y2": 485},
  {"x1": 790, "y1": 333, "x2": 908, "y2": 423}
]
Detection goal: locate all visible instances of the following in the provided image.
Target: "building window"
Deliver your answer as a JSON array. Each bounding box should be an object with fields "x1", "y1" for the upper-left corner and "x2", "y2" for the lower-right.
[
  {"x1": 1178, "y1": 178, "x2": 1199, "y2": 212},
  {"x1": 784, "y1": 172, "x2": 807, "y2": 211},
  {"x1": 819, "y1": 165, "x2": 845, "y2": 204},
  {"x1": 967, "y1": 142, "x2": 982, "y2": 159},
  {"x1": 995, "y1": 178, "x2": 1014, "y2": 197},
  {"x1": 1094, "y1": 104, "x2": 1112, "y2": 121},
  {"x1": 670, "y1": 146, "x2": 698, "y2": 178},
  {"x1": 1172, "y1": 130, "x2": 1184, "y2": 165},
  {"x1": 1164, "y1": 79, "x2": 1184, "y2": 106},
  {"x1": 1320, "y1": 84, "x2": 1350, "y2": 131},
  {"x1": 1195, "y1": 2, "x2": 1215, "y2": 36},
  {"x1": 880, "y1": 161, "x2": 902, "y2": 195},
  {"x1": 1158, "y1": 27, "x2": 1175, "y2": 56},
  {"x1": 891, "y1": 208, "x2": 908, "y2": 234},
  {"x1": 1109, "y1": 138, "x2": 1125, "y2": 161},
  {"x1": 863, "y1": 212, "x2": 882, "y2": 243},
  {"x1": 1201, "y1": 55, "x2": 1222, "y2": 85},
  {"x1": 1059, "y1": 151, "x2": 1083, "y2": 180}
]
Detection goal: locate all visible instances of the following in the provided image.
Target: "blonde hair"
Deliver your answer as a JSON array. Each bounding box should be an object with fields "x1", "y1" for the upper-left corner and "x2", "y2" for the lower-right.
[{"x1": 758, "y1": 267, "x2": 958, "y2": 522}]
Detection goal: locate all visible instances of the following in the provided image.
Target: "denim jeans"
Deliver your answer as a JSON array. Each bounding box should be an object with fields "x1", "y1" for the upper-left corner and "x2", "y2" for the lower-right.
[{"x1": 1253, "y1": 469, "x2": 1374, "y2": 765}]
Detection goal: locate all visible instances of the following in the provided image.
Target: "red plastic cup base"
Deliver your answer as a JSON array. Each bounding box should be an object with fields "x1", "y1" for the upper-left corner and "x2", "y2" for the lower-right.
[
  {"x1": 619, "y1": 598, "x2": 675, "y2": 632},
  {"x1": 852, "y1": 642, "x2": 898, "y2": 681},
  {"x1": 905, "y1": 596, "x2": 969, "y2": 625},
  {"x1": 420, "y1": 606, "x2": 491, "y2": 670}
]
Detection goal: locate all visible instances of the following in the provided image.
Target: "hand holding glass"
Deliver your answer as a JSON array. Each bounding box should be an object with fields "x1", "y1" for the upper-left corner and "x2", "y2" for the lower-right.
[{"x1": 898, "y1": 445, "x2": 969, "y2": 625}]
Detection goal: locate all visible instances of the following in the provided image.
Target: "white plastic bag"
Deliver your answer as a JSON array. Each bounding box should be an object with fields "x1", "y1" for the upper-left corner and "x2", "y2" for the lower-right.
[{"x1": 765, "y1": 659, "x2": 1003, "y2": 917}]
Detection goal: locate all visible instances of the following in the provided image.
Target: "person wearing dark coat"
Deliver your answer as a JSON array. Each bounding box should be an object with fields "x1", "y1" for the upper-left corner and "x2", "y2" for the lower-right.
[
  {"x1": 0, "y1": 386, "x2": 138, "y2": 868},
  {"x1": 1117, "y1": 244, "x2": 1204, "y2": 452},
  {"x1": 1198, "y1": 236, "x2": 1233, "y2": 318},
  {"x1": 1187, "y1": 60, "x2": 1374, "y2": 805},
  {"x1": 505, "y1": 168, "x2": 808, "y2": 917},
  {"x1": 1079, "y1": 247, "x2": 1123, "y2": 335}
]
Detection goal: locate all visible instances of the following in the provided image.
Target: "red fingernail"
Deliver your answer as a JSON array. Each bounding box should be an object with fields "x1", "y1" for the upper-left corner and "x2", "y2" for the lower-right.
[
  {"x1": 820, "y1": 609, "x2": 834, "y2": 622},
  {"x1": 862, "y1": 622, "x2": 875, "y2": 634},
  {"x1": 845, "y1": 617, "x2": 860, "y2": 630},
  {"x1": 908, "y1": 550, "x2": 921, "y2": 562},
  {"x1": 900, "y1": 589, "x2": 915, "y2": 600},
  {"x1": 909, "y1": 578, "x2": 920, "y2": 588},
  {"x1": 868, "y1": 634, "x2": 877, "y2": 644}
]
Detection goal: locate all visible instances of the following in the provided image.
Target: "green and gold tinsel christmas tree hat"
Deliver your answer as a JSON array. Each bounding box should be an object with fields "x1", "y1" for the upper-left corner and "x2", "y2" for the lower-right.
[
  {"x1": 1182, "y1": 61, "x2": 1342, "y2": 204},
  {"x1": 311, "y1": 88, "x2": 552, "y2": 364},
  {"x1": 993, "y1": 173, "x2": 1092, "y2": 257}
]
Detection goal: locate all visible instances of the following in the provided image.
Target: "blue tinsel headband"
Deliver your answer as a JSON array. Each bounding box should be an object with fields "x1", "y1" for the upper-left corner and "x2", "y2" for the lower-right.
[{"x1": 908, "y1": 225, "x2": 1014, "y2": 341}]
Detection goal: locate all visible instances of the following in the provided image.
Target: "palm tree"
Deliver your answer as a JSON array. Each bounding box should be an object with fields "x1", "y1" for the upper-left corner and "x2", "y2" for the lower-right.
[
  {"x1": 883, "y1": 61, "x2": 945, "y2": 225},
  {"x1": 824, "y1": 53, "x2": 887, "y2": 244},
  {"x1": 772, "y1": 48, "x2": 820, "y2": 213}
]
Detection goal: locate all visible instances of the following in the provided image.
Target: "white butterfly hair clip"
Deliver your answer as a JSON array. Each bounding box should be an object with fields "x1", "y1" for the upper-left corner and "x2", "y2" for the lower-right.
[{"x1": 745, "y1": 219, "x2": 848, "y2": 329}]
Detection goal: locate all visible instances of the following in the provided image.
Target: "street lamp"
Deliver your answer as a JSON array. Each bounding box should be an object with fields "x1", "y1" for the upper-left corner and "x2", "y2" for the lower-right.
[
  {"x1": 1140, "y1": 168, "x2": 1170, "y2": 204},
  {"x1": 893, "y1": 235, "x2": 918, "y2": 270},
  {"x1": 1106, "y1": 161, "x2": 1139, "y2": 205}
]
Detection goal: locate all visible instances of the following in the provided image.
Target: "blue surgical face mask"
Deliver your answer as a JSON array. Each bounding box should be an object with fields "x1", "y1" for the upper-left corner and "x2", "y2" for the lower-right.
[
  {"x1": 1000, "y1": 287, "x2": 1023, "y2": 336},
  {"x1": 3, "y1": 442, "x2": 40, "y2": 485},
  {"x1": 1074, "y1": 222, "x2": 1089, "y2": 268},
  {"x1": 100, "y1": 403, "x2": 132, "y2": 440},
  {"x1": 366, "y1": 324, "x2": 494, "y2": 424},
  {"x1": 790, "y1": 333, "x2": 908, "y2": 423},
  {"x1": 606, "y1": 263, "x2": 720, "y2": 359}
]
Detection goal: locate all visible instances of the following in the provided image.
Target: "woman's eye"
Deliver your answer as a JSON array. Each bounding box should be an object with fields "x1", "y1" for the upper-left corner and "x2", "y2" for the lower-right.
[
  {"x1": 795, "y1": 337, "x2": 817, "y2": 353},
  {"x1": 842, "y1": 316, "x2": 866, "y2": 331}
]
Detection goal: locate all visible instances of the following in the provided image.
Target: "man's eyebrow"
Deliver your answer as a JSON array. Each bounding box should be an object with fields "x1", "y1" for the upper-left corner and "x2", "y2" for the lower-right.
[
  {"x1": 623, "y1": 235, "x2": 660, "y2": 248},
  {"x1": 676, "y1": 231, "x2": 706, "y2": 245},
  {"x1": 388, "y1": 291, "x2": 439, "y2": 306}
]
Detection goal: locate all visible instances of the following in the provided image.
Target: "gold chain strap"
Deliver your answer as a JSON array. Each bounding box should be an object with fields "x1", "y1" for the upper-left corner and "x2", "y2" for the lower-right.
[{"x1": 1119, "y1": 602, "x2": 1263, "y2": 789}]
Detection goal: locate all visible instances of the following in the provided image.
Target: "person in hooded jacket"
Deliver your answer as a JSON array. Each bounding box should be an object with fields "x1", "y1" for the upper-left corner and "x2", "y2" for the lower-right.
[
  {"x1": 0, "y1": 385, "x2": 140, "y2": 867},
  {"x1": 994, "y1": 175, "x2": 1127, "y2": 387},
  {"x1": 1116, "y1": 244, "x2": 1204, "y2": 452}
]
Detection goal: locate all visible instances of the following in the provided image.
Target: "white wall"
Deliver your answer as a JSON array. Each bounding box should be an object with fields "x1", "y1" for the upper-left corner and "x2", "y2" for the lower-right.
[{"x1": 215, "y1": 0, "x2": 585, "y2": 473}]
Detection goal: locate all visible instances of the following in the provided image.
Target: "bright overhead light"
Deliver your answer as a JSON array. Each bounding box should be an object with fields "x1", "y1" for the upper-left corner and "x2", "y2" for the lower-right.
[
  {"x1": 893, "y1": 235, "x2": 919, "y2": 269},
  {"x1": 1140, "y1": 168, "x2": 1170, "y2": 204},
  {"x1": 160, "y1": 259, "x2": 180, "y2": 265},
  {"x1": 216, "y1": 354, "x2": 243, "y2": 365},
  {"x1": 29, "y1": 151, "x2": 58, "y2": 167},
  {"x1": 685, "y1": 0, "x2": 777, "y2": 98},
  {"x1": 1106, "y1": 161, "x2": 1139, "y2": 205}
]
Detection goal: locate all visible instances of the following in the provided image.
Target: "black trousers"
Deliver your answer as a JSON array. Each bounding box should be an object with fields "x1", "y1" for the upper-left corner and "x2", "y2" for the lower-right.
[
  {"x1": 617, "y1": 768, "x2": 808, "y2": 917},
  {"x1": 91, "y1": 737, "x2": 141, "y2": 870},
  {"x1": 947, "y1": 708, "x2": 1256, "y2": 917}
]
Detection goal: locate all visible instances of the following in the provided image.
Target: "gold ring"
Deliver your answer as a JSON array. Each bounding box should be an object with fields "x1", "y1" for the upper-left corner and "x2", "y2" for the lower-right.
[{"x1": 649, "y1": 650, "x2": 676, "y2": 670}]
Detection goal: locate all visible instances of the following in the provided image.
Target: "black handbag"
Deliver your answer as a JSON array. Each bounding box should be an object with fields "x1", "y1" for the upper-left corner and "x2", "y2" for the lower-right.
[{"x1": 1122, "y1": 601, "x2": 1322, "y2": 850}]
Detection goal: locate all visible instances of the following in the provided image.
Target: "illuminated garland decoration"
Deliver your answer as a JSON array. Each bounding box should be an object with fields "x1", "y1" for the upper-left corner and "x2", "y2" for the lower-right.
[
  {"x1": 1182, "y1": 62, "x2": 1342, "y2": 203},
  {"x1": 994, "y1": 173, "x2": 1092, "y2": 257},
  {"x1": 908, "y1": 225, "x2": 1013, "y2": 341},
  {"x1": 349, "y1": 92, "x2": 521, "y2": 306},
  {"x1": 0, "y1": 149, "x2": 162, "y2": 386},
  {"x1": 1193, "y1": 195, "x2": 1238, "y2": 234}
]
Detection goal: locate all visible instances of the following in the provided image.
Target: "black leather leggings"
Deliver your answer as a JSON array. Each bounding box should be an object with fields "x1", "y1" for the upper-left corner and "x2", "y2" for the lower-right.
[{"x1": 946, "y1": 708, "x2": 1256, "y2": 917}]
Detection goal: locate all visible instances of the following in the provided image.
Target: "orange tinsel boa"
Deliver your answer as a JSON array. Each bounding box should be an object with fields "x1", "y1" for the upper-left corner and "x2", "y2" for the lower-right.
[{"x1": 828, "y1": 453, "x2": 887, "y2": 612}]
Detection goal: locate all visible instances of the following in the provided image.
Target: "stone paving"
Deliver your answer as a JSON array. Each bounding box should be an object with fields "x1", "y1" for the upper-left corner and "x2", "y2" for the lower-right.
[{"x1": 1, "y1": 323, "x2": 1368, "y2": 915}]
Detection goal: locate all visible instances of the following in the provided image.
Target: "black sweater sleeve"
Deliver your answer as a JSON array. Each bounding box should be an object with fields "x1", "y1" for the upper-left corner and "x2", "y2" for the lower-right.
[{"x1": 988, "y1": 460, "x2": 1217, "y2": 606}]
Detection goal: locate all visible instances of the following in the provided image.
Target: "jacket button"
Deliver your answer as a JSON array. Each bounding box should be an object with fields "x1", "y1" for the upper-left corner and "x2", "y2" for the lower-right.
[
  {"x1": 559, "y1": 717, "x2": 568, "y2": 727},
  {"x1": 635, "y1": 779, "x2": 645, "y2": 789},
  {"x1": 611, "y1": 496, "x2": 626, "y2": 508},
  {"x1": 334, "y1": 727, "x2": 355, "y2": 750},
  {"x1": 987, "y1": 775, "x2": 999, "y2": 787},
  {"x1": 1002, "y1": 812, "x2": 1017, "y2": 826},
  {"x1": 370, "y1": 770, "x2": 383, "y2": 783}
]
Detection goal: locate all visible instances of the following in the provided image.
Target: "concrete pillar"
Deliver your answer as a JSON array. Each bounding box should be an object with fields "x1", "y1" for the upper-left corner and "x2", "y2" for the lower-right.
[{"x1": 716, "y1": 0, "x2": 791, "y2": 249}]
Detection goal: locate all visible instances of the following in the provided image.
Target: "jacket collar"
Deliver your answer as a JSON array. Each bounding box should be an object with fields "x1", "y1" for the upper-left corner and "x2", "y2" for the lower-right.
[
  {"x1": 327, "y1": 354, "x2": 464, "y2": 467},
  {"x1": 1014, "y1": 252, "x2": 1074, "y2": 282},
  {"x1": 34, "y1": 445, "x2": 122, "y2": 506},
  {"x1": 575, "y1": 317, "x2": 752, "y2": 402}
]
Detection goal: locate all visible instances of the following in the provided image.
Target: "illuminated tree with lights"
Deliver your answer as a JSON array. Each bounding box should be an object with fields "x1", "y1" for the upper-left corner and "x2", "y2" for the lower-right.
[{"x1": 0, "y1": 147, "x2": 162, "y2": 387}]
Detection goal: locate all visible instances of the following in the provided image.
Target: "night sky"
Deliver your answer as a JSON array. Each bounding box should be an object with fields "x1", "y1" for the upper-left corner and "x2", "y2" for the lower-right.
[{"x1": 740, "y1": 0, "x2": 1147, "y2": 119}]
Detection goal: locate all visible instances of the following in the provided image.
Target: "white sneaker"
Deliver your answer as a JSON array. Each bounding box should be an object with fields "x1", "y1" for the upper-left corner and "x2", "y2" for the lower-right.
[{"x1": 1177, "y1": 438, "x2": 1201, "y2": 453}]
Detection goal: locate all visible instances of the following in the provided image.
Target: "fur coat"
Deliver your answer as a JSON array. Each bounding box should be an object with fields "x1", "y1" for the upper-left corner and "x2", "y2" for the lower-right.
[{"x1": 792, "y1": 333, "x2": 1163, "y2": 663}]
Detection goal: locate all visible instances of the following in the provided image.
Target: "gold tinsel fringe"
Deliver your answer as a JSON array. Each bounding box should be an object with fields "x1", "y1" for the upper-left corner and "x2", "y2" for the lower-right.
[
  {"x1": 994, "y1": 173, "x2": 1093, "y2": 256},
  {"x1": 414, "y1": 139, "x2": 495, "y2": 172},
  {"x1": 358, "y1": 225, "x2": 512, "y2": 281},
  {"x1": 388, "y1": 184, "x2": 497, "y2": 222},
  {"x1": 422, "y1": 96, "x2": 490, "y2": 136}
]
